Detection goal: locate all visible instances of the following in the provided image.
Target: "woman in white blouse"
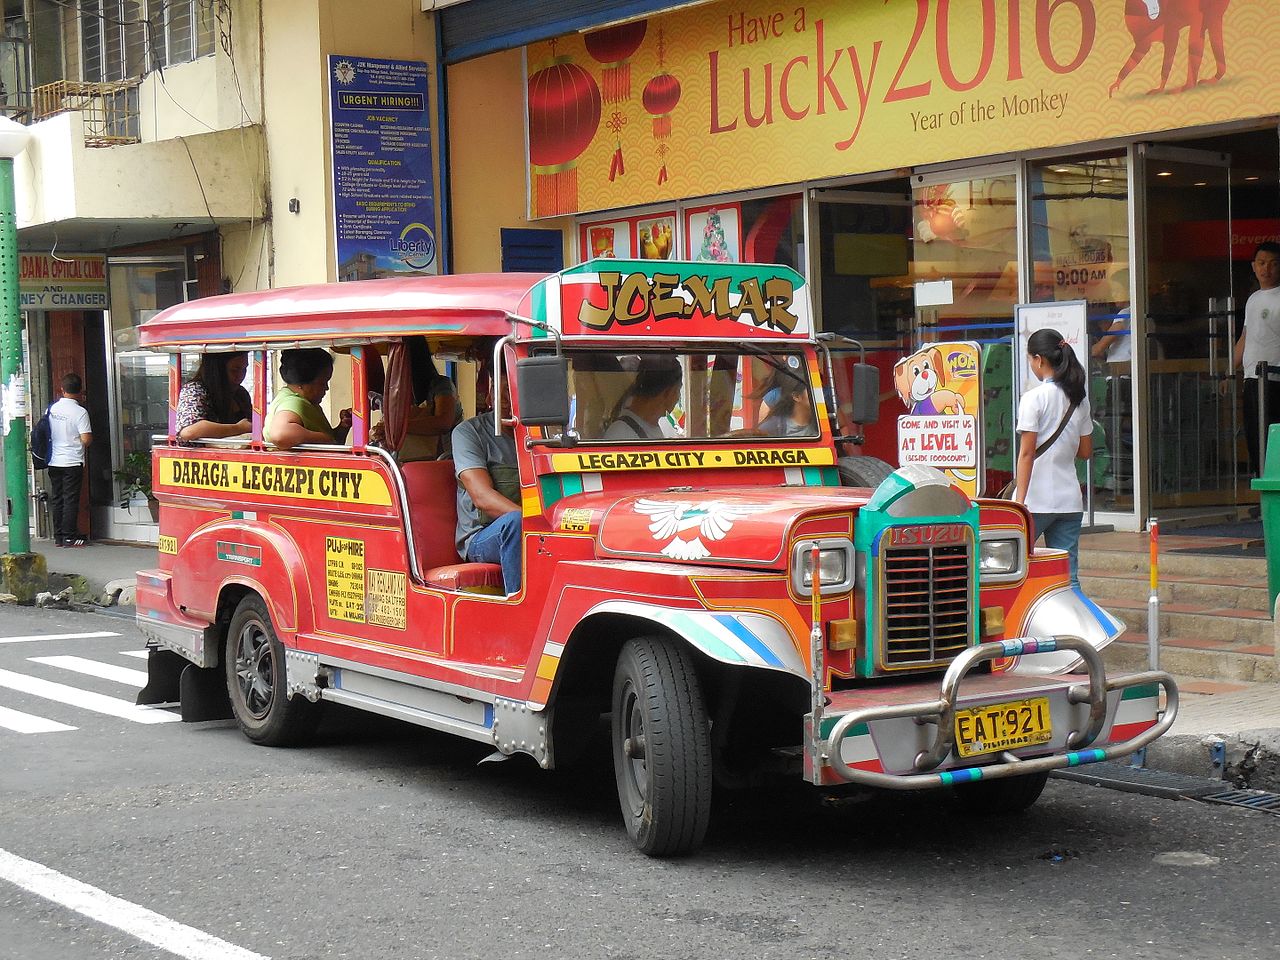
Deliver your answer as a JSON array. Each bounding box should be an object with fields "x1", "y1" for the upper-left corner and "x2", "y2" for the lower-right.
[{"x1": 1014, "y1": 328, "x2": 1093, "y2": 588}]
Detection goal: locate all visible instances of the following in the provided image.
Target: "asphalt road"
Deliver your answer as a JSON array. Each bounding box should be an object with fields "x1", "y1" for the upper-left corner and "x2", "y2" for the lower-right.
[{"x1": 0, "y1": 604, "x2": 1277, "y2": 960}]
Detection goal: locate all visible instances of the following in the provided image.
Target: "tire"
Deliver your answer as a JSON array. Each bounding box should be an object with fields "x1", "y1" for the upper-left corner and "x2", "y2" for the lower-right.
[
  {"x1": 611, "y1": 637, "x2": 713, "y2": 857},
  {"x1": 952, "y1": 770, "x2": 1049, "y2": 815},
  {"x1": 225, "y1": 595, "x2": 321, "y2": 746},
  {"x1": 836, "y1": 454, "x2": 895, "y2": 489}
]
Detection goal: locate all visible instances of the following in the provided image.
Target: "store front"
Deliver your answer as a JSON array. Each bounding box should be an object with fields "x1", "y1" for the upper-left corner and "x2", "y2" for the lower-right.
[{"x1": 489, "y1": 0, "x2": 1280, "y2": 530}]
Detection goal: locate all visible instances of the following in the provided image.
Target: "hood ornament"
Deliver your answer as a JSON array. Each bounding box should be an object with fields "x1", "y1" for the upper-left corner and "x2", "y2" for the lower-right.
[{"x1": 634, "y1": 498, "x2": 769, "y2": 561}]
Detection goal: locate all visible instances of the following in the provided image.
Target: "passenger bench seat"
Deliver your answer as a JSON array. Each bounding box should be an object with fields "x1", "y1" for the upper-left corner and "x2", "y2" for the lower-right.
[{"x1": 399, "y1": 460, "x2": 504, "y2": 593}]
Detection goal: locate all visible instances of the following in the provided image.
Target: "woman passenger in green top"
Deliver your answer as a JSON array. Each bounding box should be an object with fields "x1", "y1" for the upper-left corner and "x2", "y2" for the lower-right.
[{"x1": 265, "y1": 348, "x2": 352, "y2": 450}]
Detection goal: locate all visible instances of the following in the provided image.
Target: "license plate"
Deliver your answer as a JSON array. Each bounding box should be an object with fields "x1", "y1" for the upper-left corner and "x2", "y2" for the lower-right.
[{"x1": 954, "y1": 697, "x2": 1052, "y2": 758}]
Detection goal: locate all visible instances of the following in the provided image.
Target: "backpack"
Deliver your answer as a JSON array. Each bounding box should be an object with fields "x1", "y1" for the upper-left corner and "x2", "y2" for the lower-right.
[{"x1": 30, "y1": 406, "x2": 52, "y2": 471}]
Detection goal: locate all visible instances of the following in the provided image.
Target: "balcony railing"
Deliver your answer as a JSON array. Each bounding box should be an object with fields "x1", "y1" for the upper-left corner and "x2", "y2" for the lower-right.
[{"x1": 32, "y1": 80, "x2": 141, "y2": 146}]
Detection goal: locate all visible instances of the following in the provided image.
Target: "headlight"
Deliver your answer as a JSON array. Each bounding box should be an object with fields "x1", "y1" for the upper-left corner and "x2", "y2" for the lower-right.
[
  {"x1": 979, "y1": 538, "x2": 1020, "y2": 576},
  {"x1": 792, "y1": 540, "x2": 855, "y2": 595}
]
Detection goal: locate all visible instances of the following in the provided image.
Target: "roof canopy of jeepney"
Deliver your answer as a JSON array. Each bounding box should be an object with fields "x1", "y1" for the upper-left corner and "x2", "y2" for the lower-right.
[
  {"x1": 137, "y1": 260, "x2": 813, "y2": 350},
  {"x1": 138, "y1": 273, "x2": 550, "y2": 350}
]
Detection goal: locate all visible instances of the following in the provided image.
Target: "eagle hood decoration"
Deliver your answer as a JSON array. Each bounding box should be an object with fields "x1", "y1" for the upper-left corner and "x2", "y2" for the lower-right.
[{"x1": 633, "y1": 498, "x2": 771, "y2": 561}]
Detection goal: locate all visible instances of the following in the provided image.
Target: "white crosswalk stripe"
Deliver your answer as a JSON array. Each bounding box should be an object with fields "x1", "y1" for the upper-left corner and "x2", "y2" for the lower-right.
[
  {"x1": 119, "y1": 650, "x2": 149, "y2": 660},
  {"x1": 29, "y1": 655, "x2": 149, "y2": 688},
  {"x1": 0, "y1": 668, "x2": 179, "y2": 725},
  {"x1": 0, "y1": 704, "x2": 76, "y2": 733},
  {"x1": 0, "y1": 631, "x2": 121, "y2": 644}
]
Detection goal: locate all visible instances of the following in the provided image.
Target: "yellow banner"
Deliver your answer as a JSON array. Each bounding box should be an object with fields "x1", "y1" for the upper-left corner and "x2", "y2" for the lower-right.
[
  {"x1": 550, "y1": 446, "x2": 835, "y2": 472},
  {"x1": 158, "y1": 458, "x2": 392, "y2": 506},
  {"x1": 528, "y1": 0, "x2": 1275, "y2": 217}
]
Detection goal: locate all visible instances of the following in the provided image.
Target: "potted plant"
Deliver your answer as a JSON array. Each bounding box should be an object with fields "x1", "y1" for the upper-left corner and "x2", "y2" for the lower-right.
[{"x1": 114, "y1": 451, "x2": 158, "y2": 522}]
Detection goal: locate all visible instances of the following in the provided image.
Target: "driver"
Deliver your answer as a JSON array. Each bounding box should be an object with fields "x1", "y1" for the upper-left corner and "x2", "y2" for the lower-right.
[{"x1": 604, "y1": 357, "x2": 682, "y2": 440}]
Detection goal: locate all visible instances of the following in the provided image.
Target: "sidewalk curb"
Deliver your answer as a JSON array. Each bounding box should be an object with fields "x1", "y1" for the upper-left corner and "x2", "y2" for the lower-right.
[{"x1": 1144, "y1": 730, "x2": 1280, "y2": 794}]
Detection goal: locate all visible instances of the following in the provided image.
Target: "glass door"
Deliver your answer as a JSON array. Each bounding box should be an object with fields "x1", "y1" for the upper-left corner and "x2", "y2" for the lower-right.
[{"x1": 1140, "y1": 145, "x2": 1238, "y2": 509}]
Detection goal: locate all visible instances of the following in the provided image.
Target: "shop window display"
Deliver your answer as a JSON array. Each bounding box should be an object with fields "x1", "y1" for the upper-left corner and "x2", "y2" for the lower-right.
[{"x1": 1028, "y1": 154, "x2": 1132, "y2": 512}]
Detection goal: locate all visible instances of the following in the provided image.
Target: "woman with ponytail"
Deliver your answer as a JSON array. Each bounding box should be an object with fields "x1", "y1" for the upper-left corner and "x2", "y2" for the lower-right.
[{"x1": 1014, "y1": 329, "x2": 1092, "y2": 587}]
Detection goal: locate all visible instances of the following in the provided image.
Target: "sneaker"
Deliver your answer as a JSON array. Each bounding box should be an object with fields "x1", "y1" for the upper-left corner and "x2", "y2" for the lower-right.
[{"x1": 64, "y1": 537, "x2": 87, "y2": 548}]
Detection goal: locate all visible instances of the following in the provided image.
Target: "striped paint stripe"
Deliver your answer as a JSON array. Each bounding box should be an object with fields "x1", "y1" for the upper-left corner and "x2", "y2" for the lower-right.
[
  {"x1": 0, "y1": 669, "x2": 179, "y2": 725},
  {"x1": 713, "y1": 615, "x2": 784, "y2": 668},
  {"x1": 118, "y1": 650, "x2": 149, "y2": 660},
  {"x1": 0, "y1": 705, "x2": 76, "y2": 734},
  {"x1": 29, "y1": 656, "x2": 148, "y2": 688}
]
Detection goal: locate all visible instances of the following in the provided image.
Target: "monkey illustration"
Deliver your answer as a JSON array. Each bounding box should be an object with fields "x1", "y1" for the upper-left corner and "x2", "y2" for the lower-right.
[{"x1": 1109, "y1": 0, "x2": 1230, "y2": 97}]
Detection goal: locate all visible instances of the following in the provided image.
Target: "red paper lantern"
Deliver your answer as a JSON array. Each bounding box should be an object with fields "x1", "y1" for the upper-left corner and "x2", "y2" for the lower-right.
[
  {"x1": 584, "y1": 21, "x2": 647, "y2": 103},
  {"x1": 528, "y1": 57, "x2": 602, "y2": 217},
  {"x1": 642, "y1": 73, "x2": 681, "y2": 140}
]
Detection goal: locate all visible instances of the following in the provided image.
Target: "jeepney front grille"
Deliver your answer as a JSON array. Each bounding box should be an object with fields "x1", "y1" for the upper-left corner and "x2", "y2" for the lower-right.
[{"x1": 881, "y1": 541, "x2": 972, "y2": 666}]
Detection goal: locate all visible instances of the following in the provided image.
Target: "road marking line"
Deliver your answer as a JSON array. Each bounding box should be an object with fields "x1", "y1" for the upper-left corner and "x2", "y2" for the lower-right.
[
  {"x1": 0, "y1": 631, "x2": 120, "y2": 645},
  {"x1": 0, "y1": 669, "x2": 179, "y2": 724},
  {"x1": 0, "y1": 847, "x2": 270, "y2": 960},
  {"x1": 119, "y1": 650, "x2": 149, "y2": 659},
  {"x1": 0, "y1": 704, "x2": 76, "y2": 733},
  {"x1": 29, "y1": 655, "x2": 148, "y2": 688}
]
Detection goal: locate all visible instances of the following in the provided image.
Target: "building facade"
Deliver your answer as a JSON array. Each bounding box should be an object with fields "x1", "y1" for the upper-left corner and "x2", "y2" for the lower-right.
[
  {"x1": 9, "y1": 0, "x2": 448, "y2": 543},
  {"x1": 440, "y1": 0, "x2": 1280, "y2": 532},
  {"x1": 5, "y1": 0, "x2": 1277, "y2": 542}
]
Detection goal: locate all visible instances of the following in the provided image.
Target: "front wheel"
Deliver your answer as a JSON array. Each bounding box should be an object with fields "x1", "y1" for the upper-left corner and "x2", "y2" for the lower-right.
[
  {"x1": 952, "y1": 770, "x2": 1049, "y2": 815},
  {"x1": 225, "y1": 595, "x2": 321, "y2": 746},
  {"x1": 611, "y1": 637, "x2": 713, "y2": 857}
]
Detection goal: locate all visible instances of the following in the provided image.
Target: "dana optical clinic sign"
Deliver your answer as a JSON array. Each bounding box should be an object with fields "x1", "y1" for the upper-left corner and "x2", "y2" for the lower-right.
[
  {"x1": 19, "y1": 254, "x2": 107, "y2": 310},
  {"x1": 526, "y1": 0, "x2": 1277, "y2": 217},
  {"x1": 328, "y1": 55, "x2": 437, "y2": 280}
]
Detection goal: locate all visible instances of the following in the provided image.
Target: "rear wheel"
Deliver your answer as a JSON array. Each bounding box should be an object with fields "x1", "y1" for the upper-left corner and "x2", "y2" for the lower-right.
[
  {"x1": 836, "y1": 454, "x2": 894, "y2": 489},
  {"x1": 225, "y1": 595, "x2": 320, "y2": 746},
  {"x1": 611, "y1": 637, "x2": 712, "y2": 857},
  {"x1": 952, "y1": 770, "x2": 1049, "y2": 815}
]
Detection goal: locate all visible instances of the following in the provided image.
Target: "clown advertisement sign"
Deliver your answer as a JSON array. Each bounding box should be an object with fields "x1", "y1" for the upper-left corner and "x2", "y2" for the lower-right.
[
  {"x1": 894, "y1": 341, "x2": 983, "y2": 496},
  {"x1": 525, "y1": 0, "x2": 1276, "y2": 218}
]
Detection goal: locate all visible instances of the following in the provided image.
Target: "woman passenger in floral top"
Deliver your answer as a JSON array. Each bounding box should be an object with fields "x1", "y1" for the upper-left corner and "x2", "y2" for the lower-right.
[{"x1": 176, "y1": 352, "x2": 252, "y2": 443}]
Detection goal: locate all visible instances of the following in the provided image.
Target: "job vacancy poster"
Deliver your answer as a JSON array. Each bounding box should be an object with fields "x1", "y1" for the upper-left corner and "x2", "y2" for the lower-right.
[{"x1": 328, "y1": 56, "x2": 437, "y2": 280}]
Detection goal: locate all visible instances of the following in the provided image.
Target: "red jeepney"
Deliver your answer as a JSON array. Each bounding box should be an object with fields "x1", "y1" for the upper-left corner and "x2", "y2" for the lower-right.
[{"x1": 137, "y1": 260, "x2": 1177, "y2": 856}]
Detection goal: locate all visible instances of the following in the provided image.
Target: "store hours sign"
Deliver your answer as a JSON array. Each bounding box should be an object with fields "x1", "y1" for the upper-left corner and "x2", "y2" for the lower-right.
[{"x1": 328, "y1": 56, "x2": 437, "y2": 280}]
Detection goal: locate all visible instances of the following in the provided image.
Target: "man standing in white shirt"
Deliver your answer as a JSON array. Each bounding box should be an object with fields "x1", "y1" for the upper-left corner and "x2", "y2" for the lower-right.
[
  {"x1": 1233, "y1": 241, "x2": 1280, "y2": 476},
  {"x1": 48, "y1": 372, "x2": 92, "y2": 547}
]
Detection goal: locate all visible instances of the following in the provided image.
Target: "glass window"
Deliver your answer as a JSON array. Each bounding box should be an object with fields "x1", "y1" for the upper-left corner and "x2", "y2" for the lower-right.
[
  {"x1": 565, "y1": 348, "x2": 817, "y2": 443},
  {"x1": 1029, "y1": 153, "x2": 1132, "y2": 511},
  {"x1": 912, "y1": 171, "x2": 1020, "y2": 337},
  {"x1": 109, "y1": 260, "x2": 187, "y2": 460}
]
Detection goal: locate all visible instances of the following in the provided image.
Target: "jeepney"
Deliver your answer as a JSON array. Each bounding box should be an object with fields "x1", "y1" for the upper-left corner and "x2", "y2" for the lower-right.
[{"x1": 137, "y1": 260, "x2": 1177, "y2": 857}]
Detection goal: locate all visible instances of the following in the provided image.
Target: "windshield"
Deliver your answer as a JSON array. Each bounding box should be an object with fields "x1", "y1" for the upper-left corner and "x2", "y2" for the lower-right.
[{"x1": 564, "y1": 348, "x2": 820, "y2": 443}]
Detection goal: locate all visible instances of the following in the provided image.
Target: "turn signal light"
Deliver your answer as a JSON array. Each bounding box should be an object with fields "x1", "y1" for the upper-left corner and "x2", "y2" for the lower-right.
[
  {"x1": 980, "y1": 606, "x2": 1005, "y2": 638},
  {"x1": 827, "y1": 618, "x2": 859, "y2": 651}
]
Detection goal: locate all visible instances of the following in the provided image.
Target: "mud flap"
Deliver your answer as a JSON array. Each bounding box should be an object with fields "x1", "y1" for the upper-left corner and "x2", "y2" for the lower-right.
[
  {"x1": 136, "y1": 648, "x2": 187, "y2": 706},
  {"x1": 179, "y1": 663, "x2": 233, "y2": 722}
]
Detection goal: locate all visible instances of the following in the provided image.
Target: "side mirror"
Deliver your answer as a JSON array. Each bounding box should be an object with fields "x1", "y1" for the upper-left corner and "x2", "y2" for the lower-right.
[
  {"x1": 849, "y1": 363, "x2": 880, "y2": 425},
  {"x1": 515, "y1": 355, "x2": 571, "y2": 426}
]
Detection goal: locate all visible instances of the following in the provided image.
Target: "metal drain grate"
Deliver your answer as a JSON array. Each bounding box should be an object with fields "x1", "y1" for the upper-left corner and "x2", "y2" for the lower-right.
[{"x1": 1200, "y1": 789, "x2": 1280, "y2": 816}]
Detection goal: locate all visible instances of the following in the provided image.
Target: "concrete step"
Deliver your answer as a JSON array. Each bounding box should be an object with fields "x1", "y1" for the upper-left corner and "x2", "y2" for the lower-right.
[
  {"x1": 1078, "y1": 547, "x2": 1266, "y2": 581},
  {"x1": 1080, "y1": 569, "x2": 1270, "y2": 610},
  {"x1": 1104, "y1": 631, "x2": 1275, "y2": 684},
  {"x1": 1102, "y1": 597, "x2": 1273, "y2": 645}
]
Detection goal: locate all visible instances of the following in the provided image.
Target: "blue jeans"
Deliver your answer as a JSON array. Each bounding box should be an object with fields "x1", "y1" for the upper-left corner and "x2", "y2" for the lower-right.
[
  {"x1": 465, "y1": 511, "x2": 522, "y2": 594},
  {"x1": 1031, "y1": 512, "x2": 1083, "y2": 588}
]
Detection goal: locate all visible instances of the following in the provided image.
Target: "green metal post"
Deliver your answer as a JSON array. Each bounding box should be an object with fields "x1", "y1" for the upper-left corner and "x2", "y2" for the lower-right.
[{"x1": 0, "y1": 156, "x2": 28, "y2": 553}]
